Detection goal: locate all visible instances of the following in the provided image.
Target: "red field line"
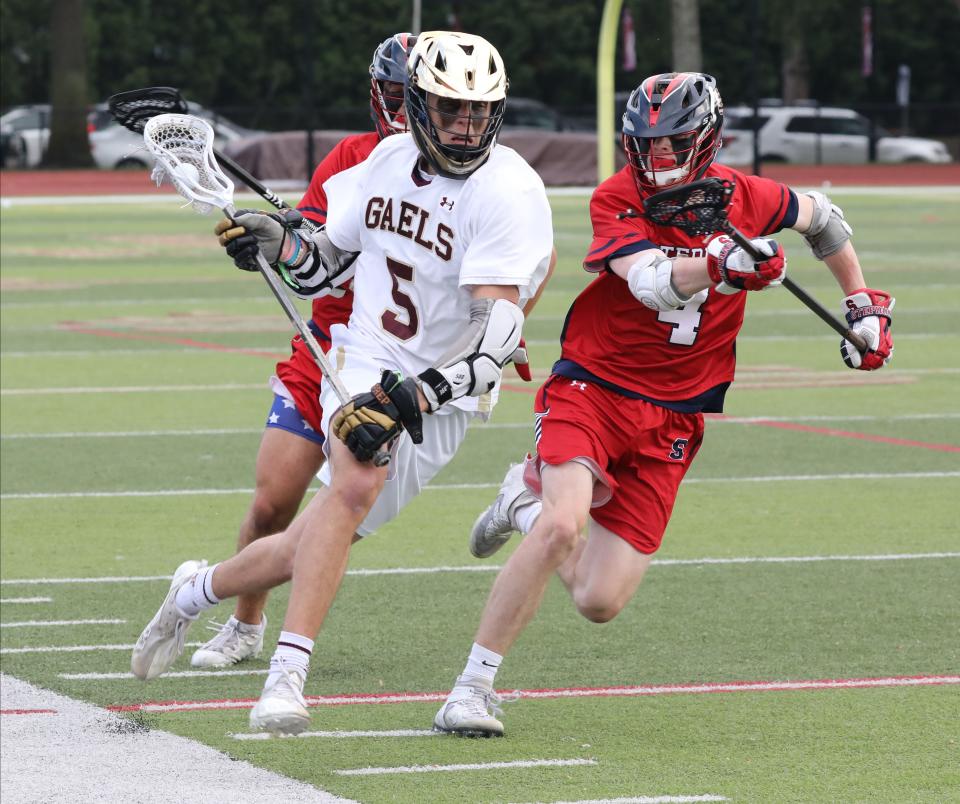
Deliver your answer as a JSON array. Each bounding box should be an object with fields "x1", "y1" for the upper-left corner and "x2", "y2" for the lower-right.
[
  {"x1": 58, "y1": 323, "x2": 285, "y2": 359},
  {"x1": 0, "y1": 708, "x2": 57, "y2": 715},
  {"x1": 107, "y1": 674, "x2": 960, "y2": 714},
  {"x1": 736, "y1": 419, "x2": 960, "y2": 452}
]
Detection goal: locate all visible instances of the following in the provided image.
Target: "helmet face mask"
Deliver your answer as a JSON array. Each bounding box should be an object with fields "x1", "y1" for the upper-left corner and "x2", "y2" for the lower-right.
[
  {"x1": 370, "y1": 33, "x2": 416, "y2": 139},
  {"x1": 622, "y1": 72, "x2": 723, "y2": 194},
  {"x1": 405, "y1": 31, "x2": 508, "y2": 179}
]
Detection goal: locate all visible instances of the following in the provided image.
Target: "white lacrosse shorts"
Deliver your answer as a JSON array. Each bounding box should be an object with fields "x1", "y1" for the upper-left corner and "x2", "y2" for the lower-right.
[{"x1": 317, "y1": 337, "x2": 471, "y2": 537}]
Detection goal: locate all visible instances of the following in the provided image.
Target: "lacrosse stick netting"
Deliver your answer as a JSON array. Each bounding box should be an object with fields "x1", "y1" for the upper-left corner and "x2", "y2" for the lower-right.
[
  {"x1": 141, "y1": 114, "x2": 361, "y2": 424},
  {"x1": 143, "y1": 114, "x2": 234, "y2": 215}
]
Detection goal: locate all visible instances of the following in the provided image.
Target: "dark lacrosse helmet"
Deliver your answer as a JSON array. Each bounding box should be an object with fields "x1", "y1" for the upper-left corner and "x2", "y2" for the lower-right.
[
  {"x1": 622, "y1": 72, "x2": 724, "y2": 194},
  {"x1": 370, "y1": 32, "x2": 417, "y2": 139}
]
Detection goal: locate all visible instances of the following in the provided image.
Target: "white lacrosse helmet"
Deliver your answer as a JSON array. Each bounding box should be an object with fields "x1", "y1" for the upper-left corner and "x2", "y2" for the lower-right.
[{"x1": 405, "y1": 31, "x2": 508, "y2": 179}]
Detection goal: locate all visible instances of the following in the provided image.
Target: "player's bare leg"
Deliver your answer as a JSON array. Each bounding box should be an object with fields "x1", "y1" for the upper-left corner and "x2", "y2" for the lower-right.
[
  {"x1": 560, "y1": 519, "x2": 653, "y2": 623},
  {"x1": 434, "y1": 461, "x2": 594, "y2": 736},
  {"x1": 249, "y1": 438, "x2": 386, "y2": 734},
  {"x1": 190, "y1": 427, "x2": 325, "y2": 668},
  {"x1": 233, "y1": 427, "x2": 325, "y2": 624}
]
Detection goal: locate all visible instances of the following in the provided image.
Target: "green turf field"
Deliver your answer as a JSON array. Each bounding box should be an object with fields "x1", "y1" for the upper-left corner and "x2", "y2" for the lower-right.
[{"x1": 2, "y1": 189, "x2": 958, "y2": 803}]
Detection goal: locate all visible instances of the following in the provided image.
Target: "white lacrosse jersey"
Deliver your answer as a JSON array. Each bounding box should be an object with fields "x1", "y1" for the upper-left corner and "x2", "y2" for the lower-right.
[{"x1": 323, "y1": 132, "x2": 553, "y2": 414}]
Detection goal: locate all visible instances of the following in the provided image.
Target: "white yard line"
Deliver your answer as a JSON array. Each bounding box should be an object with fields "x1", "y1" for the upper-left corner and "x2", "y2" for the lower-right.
[
  {"x1": 1, "y1": 383, "x2": 264, "y2": 396},
  {"x1": 3, "y1": 471, "x2": 957, "y2": 501},
  {"x1": 0, "y1": 619, "x2": 125, "y2": 628},
  {"x1": 1, "y1": 642, "x2": 202, "y2": 655},
  {"x1": 234, "y1": 729, "x2": 437, "y2": 741},
  {"x1": 333, "y1": 758, "x2": 598, "y2": 776},
  {"x1": 2, "y1": 369, "x2": 957, "y2": 398},
  {"x1": 2, "y1": 552, "x2": 957, "y2": 589},
  {"x1": 0, "y1": 674, "x2": 352, "y2": 804},
  {"x1": 60, "y1": 669, "x2": 268, "y2": 680},
  {"x1": 3, "y1": 412, "x2": 957, "y2": 441},
  {"x1": 515, "y1": 797, "x2": 728, "y2": 804},
  {"x1": 0, "y1": 597, "x2": 52, "y2": 604}
]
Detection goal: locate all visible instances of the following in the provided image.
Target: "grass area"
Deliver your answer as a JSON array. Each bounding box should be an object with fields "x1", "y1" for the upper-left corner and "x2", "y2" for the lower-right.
[{"x1": 2, "y1": 190, "x2": 959, "y2": 803}]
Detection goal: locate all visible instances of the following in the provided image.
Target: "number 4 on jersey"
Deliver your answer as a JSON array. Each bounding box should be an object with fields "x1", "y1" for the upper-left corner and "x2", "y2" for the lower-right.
[{"x1": 658, "y1": 300, "x2": 705, "y2": 346}]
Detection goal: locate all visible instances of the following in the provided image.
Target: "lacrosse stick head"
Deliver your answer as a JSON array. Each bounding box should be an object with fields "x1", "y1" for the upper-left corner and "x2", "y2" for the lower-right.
[
  {"x1": 107, "y1": 87, "x2": 190, "y2": 134},
  {"x1": 642, "y1": 176, "x2": 735, "y2": 237},
  {"x1": 143, "y1": 113, "x2": 234, "y2": 215}
]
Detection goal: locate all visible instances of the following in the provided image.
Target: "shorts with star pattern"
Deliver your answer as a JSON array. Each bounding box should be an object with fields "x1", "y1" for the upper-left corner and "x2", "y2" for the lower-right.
[{"x1": 264, "y1": 392, "x2": 325, "y2": 445}]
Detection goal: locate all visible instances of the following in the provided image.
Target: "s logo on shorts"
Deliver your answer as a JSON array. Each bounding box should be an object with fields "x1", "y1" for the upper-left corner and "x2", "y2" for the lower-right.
[{"x1": 668, "y1": 437, "x2": 689, "y2": 461}]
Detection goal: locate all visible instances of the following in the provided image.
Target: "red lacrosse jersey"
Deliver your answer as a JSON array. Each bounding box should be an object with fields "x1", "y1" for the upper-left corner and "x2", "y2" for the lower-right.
[
  {"x1": 296, "y1": 131, "x2": 381, "y2": 333},
  {"x1": 558, "y1": 163, "x2": 796, "y2": 411}
]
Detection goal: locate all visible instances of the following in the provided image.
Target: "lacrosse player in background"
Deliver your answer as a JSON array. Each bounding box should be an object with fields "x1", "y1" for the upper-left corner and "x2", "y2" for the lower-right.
[
  {"x1": 131, "y1": 31, "x2": 554, "y2": 736},
  {"x1": 434, "y1": 72, "x2": 895, "y2": 737}
]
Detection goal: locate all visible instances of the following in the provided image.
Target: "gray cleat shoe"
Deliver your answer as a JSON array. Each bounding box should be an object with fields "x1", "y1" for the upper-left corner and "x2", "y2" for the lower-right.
[
  {"x1": 469, "y1": 462, "x2": 537, "y2": 559},
  {"x1": 131, "y1": 559, "x2": 207, "y2": 680},
  {"x1": 191, "y1": 614, "x2": 266, "y2": 668},
  {"x1": 433, "y1": 679, "x2": 515, "y2": 737},
  {"x1": 249, "y1": 660, "x2": 310, "y2": 736}
]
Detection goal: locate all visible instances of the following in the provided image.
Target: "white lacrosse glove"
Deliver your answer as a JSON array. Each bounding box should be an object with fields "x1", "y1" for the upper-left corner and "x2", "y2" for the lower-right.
[{"x1": 706, "y1": 235, "x2": 786, "y2": 294}]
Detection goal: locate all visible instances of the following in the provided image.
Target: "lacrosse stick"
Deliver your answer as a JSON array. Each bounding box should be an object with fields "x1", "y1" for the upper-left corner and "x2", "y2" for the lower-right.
[
  {"x1": 641, "y1": 177, "x2": 868, "y2": 353},
  {"x1": 142, "y1": 113, "x2": 390, "y2": 467},
  {"x1": 108, "y1": 87, "x2": 291, "y2": 213}
]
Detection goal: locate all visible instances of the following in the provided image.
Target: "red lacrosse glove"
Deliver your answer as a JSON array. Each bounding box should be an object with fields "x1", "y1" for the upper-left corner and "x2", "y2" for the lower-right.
[
  {"x1": 706, "y1": 234, "x2": 786, "y2": 292},
  {"x1": 512, "y1": 338, "x2": 532, "y2": 381},
  {"x1": 840, "y1": 288, "x2": 894, "y2": 370}
]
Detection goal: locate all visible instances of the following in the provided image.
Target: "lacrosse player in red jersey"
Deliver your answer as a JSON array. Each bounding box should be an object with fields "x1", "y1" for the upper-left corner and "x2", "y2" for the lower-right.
[
  {"x1": 433, "y1": 72, "x2": 895, "y2": 737},
  {"x1": 184, "y1": 33, "x2": 417, "y2": 671},
  {"x1": 131, "y1": 31, "x2": 554, "y2": 736}
]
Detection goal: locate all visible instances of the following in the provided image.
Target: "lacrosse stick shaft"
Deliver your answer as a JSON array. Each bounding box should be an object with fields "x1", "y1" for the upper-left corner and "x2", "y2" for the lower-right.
[
  {"x1": 720, "y1": 222, "x2": 869, "y2": 353},
  {"x1": 217, "y1": 152, "x2": 289, "y2": 210},
  {"x1": 223, "y1": 211, "x2": 391, "y2": 467}
]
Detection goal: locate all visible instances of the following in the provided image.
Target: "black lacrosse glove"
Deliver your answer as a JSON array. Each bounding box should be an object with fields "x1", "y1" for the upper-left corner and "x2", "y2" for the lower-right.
[
  {"x1": 214, "y1": 208, "x2": 304, "y2": 272},
  {"x1": 332, "y1": 370, "x2": 423, "y2": 463}
]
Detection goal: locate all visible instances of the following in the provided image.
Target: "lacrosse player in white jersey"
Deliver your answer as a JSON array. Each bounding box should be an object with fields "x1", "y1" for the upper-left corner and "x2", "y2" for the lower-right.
[{"x1": 130, "y1": 30, "x2": 554, "y2": 736}]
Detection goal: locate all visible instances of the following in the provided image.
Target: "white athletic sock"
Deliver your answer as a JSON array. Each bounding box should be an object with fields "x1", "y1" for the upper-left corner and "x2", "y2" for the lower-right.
[
  {"x1": 514, "y1": 500, "x2": 542, "y2": 535},
  {"x1": 461, "y1": 642, "x2": 503, "y2": 687},
  {"x1": 266, "y1": 631, "x2": 314, "y2": 687},
  {"x1": 174, "y1": 563, "x2": 221, "y2": 618}
]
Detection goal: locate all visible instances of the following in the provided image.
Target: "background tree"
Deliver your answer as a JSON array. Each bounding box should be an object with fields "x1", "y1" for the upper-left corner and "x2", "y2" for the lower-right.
[
  {"x1": 44, "y1": 0, "x2": 92, "y2": 166},
  {"x1": 671, "y1": 0, "x2": 703, "y2": 72}
]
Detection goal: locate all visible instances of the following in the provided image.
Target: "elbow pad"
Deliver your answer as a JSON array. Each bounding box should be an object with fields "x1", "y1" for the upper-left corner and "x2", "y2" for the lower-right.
[
  {"x1": 417, "y1": 298, "x2": 524, "y2": 412},
  {"x1": 801, "y1": 191, "x2": 852, "y2": 260},
  {"x1": 626, "y1": 250, "x2": 696, "y2": 311}
]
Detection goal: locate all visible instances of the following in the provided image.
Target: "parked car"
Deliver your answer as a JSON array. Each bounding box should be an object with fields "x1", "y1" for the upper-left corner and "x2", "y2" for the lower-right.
[
  {"x1": 88, "y1": 102, "x2": 261, "y2": 169},
  {"x1": 0, "y1": 101, "x2": 259, "y2": 169},
  {"x1": 718, "y1": 104, "x2": 952, "y2": 165},
  {"x1": 0, "y1": 105, "x2": 52, "y2": 167},
  {"x1": 502, "y1": 97, "x2": 569, "y2": 131}
]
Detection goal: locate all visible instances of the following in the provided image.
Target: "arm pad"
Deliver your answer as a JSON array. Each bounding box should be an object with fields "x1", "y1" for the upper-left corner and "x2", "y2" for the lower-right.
[
  {"x1": 801, "y1": 191, "x2": 852, "y2": 260},
  {"x1": 417, "y1": 297, "x2": 524, "y2": 412},
  {"x1": 277, "y1": 226, "x2": 359, "y2": 299}
]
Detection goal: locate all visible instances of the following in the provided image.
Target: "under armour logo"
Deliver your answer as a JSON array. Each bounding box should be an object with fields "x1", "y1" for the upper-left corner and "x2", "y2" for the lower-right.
[
  {"x1": 440, "y1": 197, "x2": 455, "y2": 210},
  {"x1": 570, "y1": 380, "x2": 587, "y2": 391}
]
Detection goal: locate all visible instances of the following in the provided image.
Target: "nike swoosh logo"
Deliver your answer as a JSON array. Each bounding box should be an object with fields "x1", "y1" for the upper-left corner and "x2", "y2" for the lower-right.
[{"x1": 481, "y1": 660, "x2": 499, "y2": 668}]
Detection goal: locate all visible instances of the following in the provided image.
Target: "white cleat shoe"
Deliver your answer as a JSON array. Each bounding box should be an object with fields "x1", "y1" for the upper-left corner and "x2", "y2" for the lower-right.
[
  {"x1": 131, "y1": 559, "x2": 207, "y2": 681},
  {"x1": 433, "y1": 681, "x2": 513, "y2": 737},
  {"x1": 469, "y1": 462, "x2": 537, "y2": 559},
  {"x1": 249, "y1": 661, "x2": 310, "y2": 736},
  {"x1": 191, "y1": 614, "x2": 266, "y2": 668}
]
